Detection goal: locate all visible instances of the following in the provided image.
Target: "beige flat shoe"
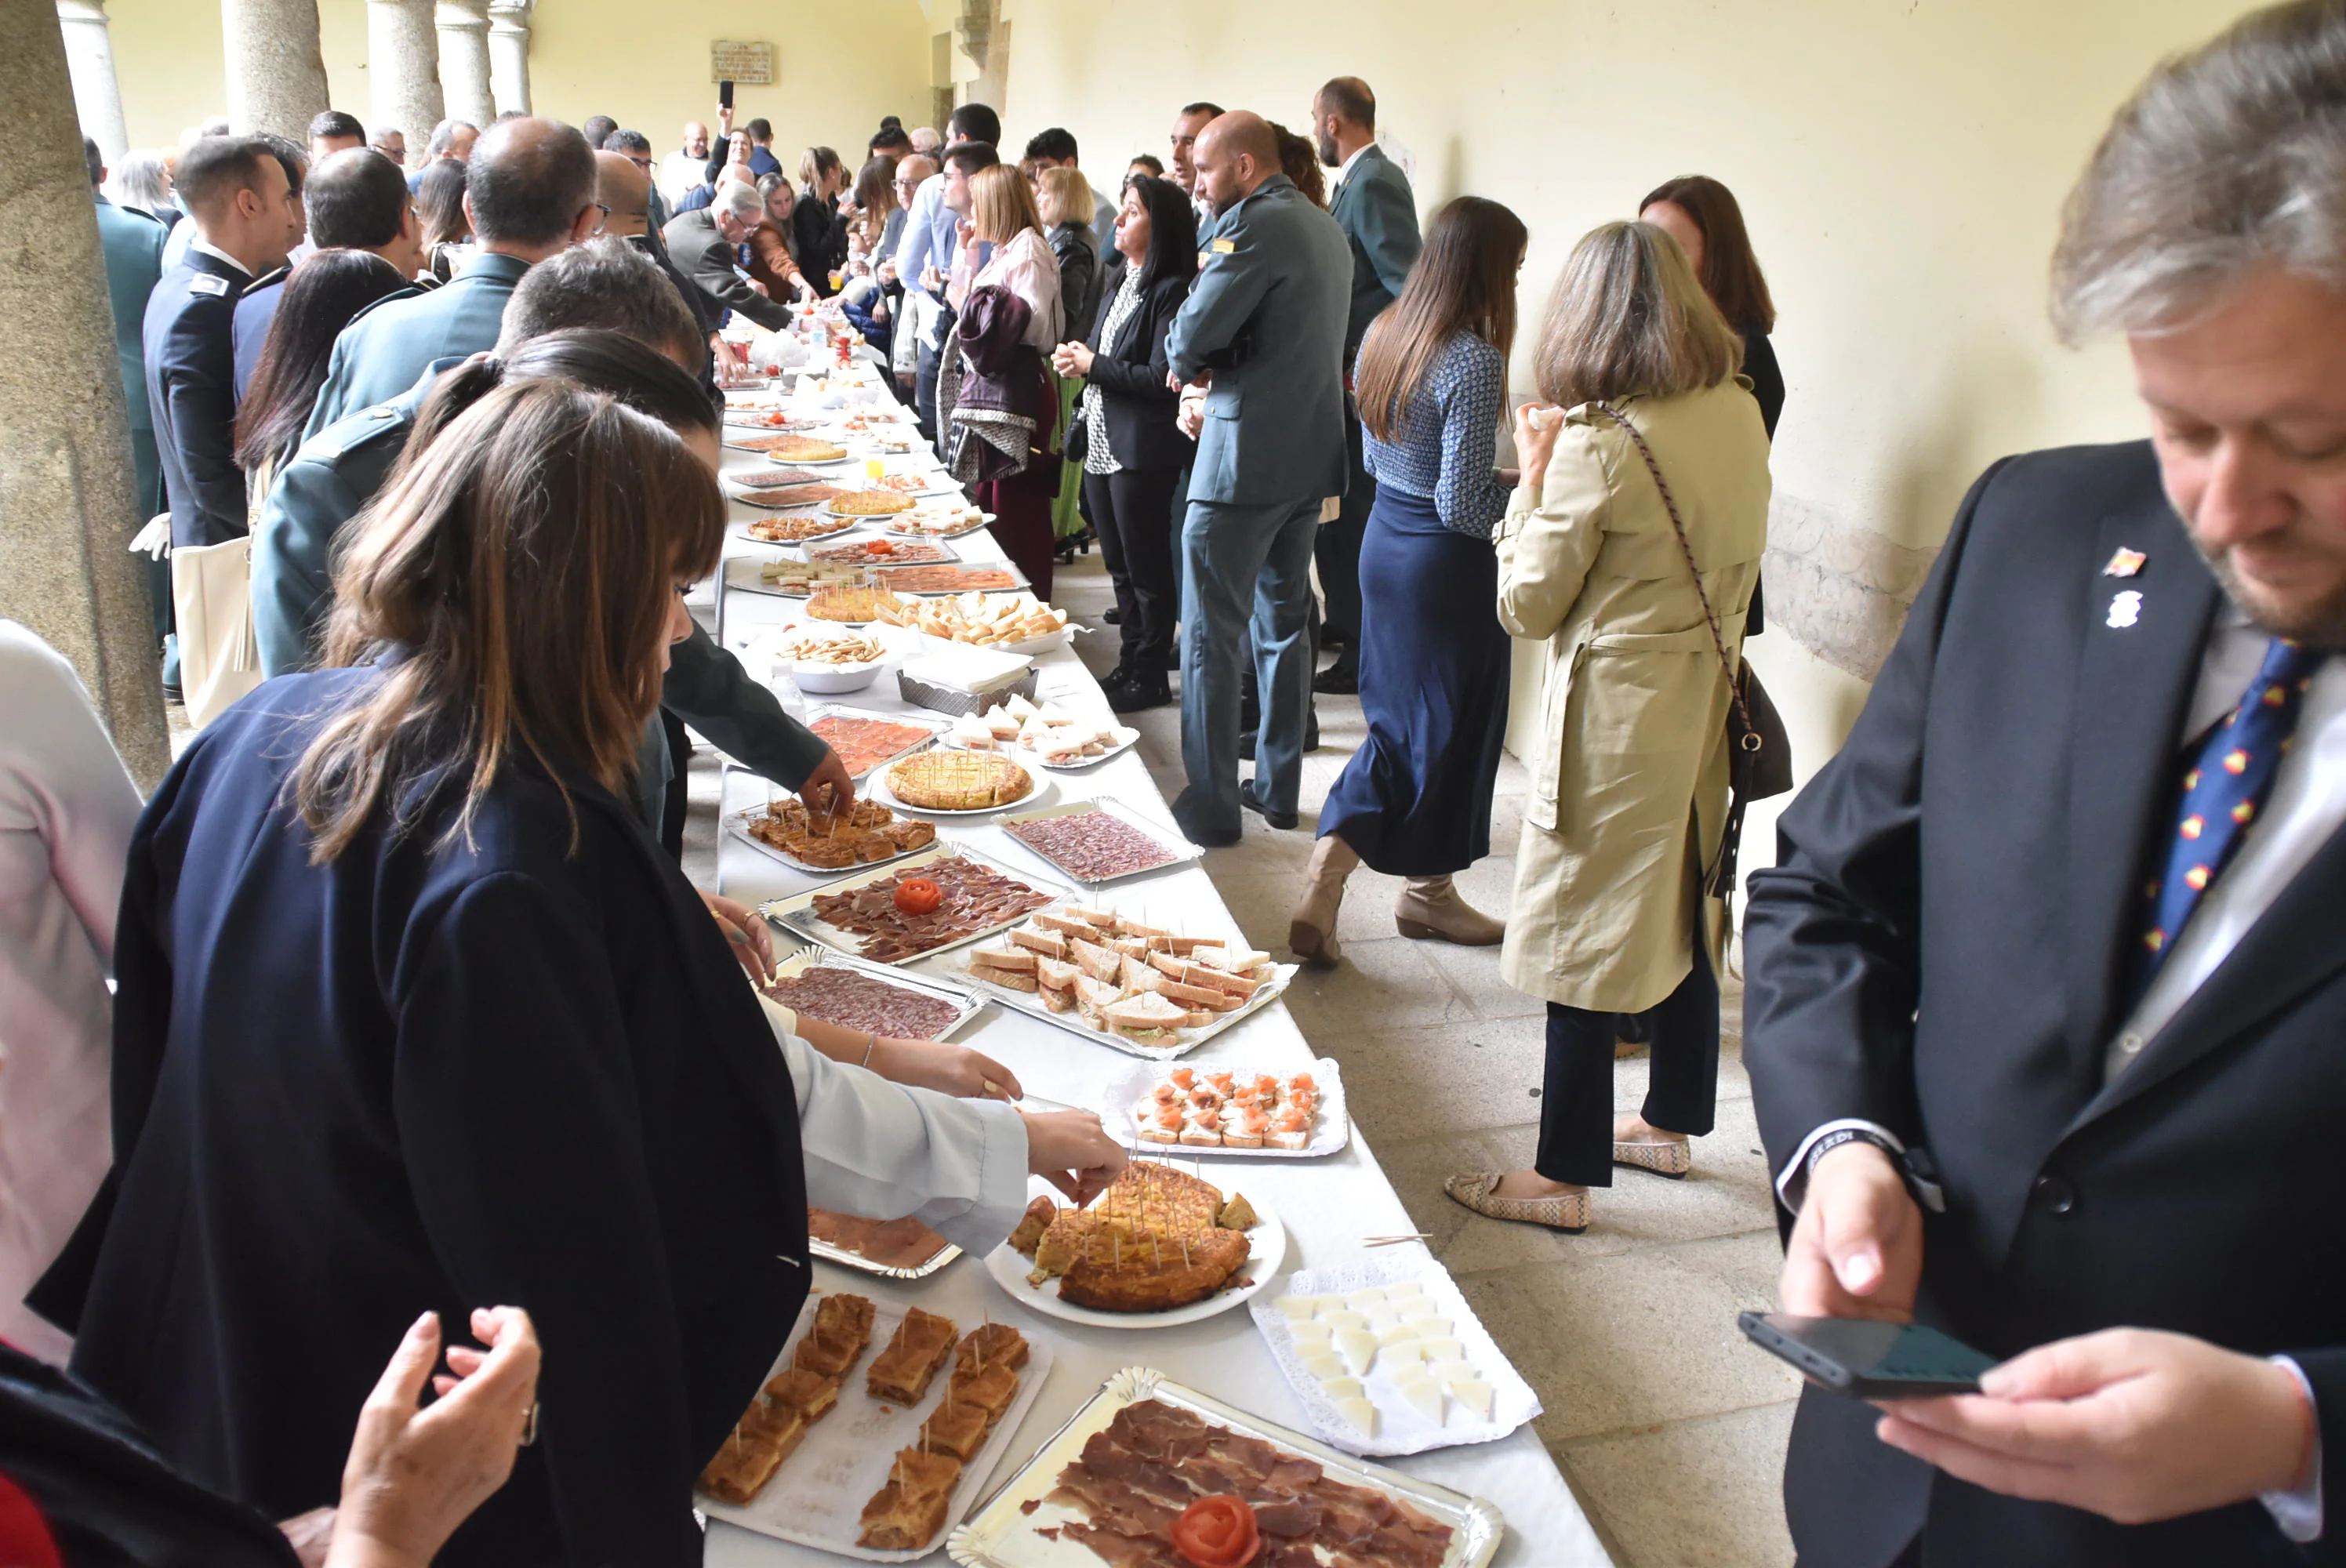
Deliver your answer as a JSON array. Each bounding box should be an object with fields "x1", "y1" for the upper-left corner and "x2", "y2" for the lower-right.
[
  {"x1": 1287, "y1": 834, "x2": 1360, "y2": 968},
  {"x1": 1612, "y1": 1138, "x2": 1692, "y2": 1179},
  {"x1": 1396, "y1": 876, "x2": 1505, "y2": 945},
  {"x1": 1443, "y1": 1172, "x2": 1589, "y2": 1233}
]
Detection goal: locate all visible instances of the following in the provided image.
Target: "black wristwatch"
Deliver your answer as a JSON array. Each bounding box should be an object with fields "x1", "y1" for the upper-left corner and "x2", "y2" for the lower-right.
[{"x1": 1804, "y1": 1128, "x2": 1946, "y2": 1214}]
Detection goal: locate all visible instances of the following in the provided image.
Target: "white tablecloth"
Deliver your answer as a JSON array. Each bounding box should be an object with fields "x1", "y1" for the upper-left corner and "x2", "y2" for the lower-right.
[{"x1": 698, "y1": 349, "x2": 1611, "y2": 1567}]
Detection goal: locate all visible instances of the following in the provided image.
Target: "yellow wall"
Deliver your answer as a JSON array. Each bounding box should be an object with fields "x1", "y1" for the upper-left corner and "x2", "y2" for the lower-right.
[
  {"x1": 101, "y1": 0, "x2": 941, "y2": 176},
  {"x1": 1002, "y1": 0, "x2": 2254, "y2": 862}
]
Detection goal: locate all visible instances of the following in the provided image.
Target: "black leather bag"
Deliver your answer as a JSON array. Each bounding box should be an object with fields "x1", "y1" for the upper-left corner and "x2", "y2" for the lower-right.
[{"x1": 1593, "y1": 403, "x2": 1793, "y2": 898}]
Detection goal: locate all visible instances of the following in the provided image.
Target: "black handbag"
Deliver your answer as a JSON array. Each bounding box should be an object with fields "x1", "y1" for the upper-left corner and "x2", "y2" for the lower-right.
[{"x1": 1593, "y1": 402, "x2": 1793, "y2": 898}]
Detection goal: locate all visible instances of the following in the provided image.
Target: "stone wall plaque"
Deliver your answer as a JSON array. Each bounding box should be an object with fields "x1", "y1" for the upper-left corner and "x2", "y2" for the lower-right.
[{"x1": 711, "y1": 41, "x2": 774, "y2": 85}]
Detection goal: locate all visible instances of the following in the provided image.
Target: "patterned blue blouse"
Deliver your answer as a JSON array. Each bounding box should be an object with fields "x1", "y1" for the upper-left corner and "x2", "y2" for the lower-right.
[{"x1": 1360, "y1": 329, "x2": 1510, "y2": 539}]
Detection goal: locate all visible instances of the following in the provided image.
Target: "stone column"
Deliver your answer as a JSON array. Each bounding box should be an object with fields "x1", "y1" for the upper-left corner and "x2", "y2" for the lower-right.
[
  {"x1": 486, "y1": 0, "x2": 531, "y2": 117},
  {"x1": 0, "y1": 0, "x2": 170, "y2": 786},
  {"x1": 435, "y1": 0, "x2": 492, "y2": 127},
  {"x1": 54, "y1": 0, "x2": 127, "y2": 162},
  {"x1": 222, "y1": 0, "x2": 331, "y2": 142},
  {"x1": 366, "y1": 0, "x2": 443, "y2": 167}
]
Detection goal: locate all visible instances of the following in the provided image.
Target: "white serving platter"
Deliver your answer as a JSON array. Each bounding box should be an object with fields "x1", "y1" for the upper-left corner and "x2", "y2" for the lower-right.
[
  {"x1": 981, "y1": 1174, "x2": 1284, "y2": 1330},
  {"x1": 939, "y1": 725, "x2": 1142, "y2": 772},
  {"x1": 866, "y1": 762, "x2": 1051, "y2": 820},
  {"x1": 989, "y1": 799, "x2": 1200, "y2": 886},
  {"x1": 696, "y1": 1290, "x2": 1056, "y2": 1561},
  {"x1": 1248, "y1": 1255, "x2": 1545, "y2": 1459},
  {"x1": 1101, "y1": 1057, "x2": 1350, "y2": 1160},
  {"x1": 946, "y1": 1367, "x2": 1503, "y2": 1567},
  {"x1": 761, "y1": 846, "x2": 1068, "y2": 967}
]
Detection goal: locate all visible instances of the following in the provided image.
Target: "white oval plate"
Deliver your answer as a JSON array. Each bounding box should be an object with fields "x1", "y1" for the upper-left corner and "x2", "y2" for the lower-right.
[
  {"x1": 982, "y1": 1176, "x2": 1286, "y2": 1330},
  {"x1": 866, "y1": 765, "x2": 1050, "y2": 818}
]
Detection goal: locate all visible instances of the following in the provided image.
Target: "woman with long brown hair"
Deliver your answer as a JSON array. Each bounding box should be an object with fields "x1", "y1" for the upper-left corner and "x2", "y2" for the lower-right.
[
  {"x1": 51, "y1": 355, "x2": 1122, "y2": 1563},
  {"x1": 233, "y1": 249, "x2": 409, "y2": 481},
  {"x1": 1287, "y1": 195, "x2": 1527, "y2": 963},
  {"x1": 1443, "y1": 220, "x2": 1769, "y2": 1233},
  {"x1": 1638, "y1": 174, "x2": 1782, "y2": 437}
]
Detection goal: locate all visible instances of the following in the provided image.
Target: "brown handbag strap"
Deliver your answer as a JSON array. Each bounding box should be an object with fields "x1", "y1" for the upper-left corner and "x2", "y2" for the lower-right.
[{"x1": 1592, "y1": 401, "x2": 1761, "y2": 750}]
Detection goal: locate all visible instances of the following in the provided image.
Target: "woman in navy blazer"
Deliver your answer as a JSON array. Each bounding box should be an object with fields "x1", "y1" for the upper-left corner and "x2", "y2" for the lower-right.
[
  {"x1": 39, "y1": 354, "x2": 1124, "y2": 1566},
  {"x1": 1054, "y1": 173, "x2": 1197, "y2": 712}
]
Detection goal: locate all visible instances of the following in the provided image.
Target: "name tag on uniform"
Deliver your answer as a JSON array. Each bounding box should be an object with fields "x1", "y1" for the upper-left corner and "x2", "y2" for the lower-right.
[
  {"x1": 189, "y1": 274, "x2": 231, "y2": 297},
  {"x1": 1209, "y1": 238, "x2": 1237, "y2": 254}
]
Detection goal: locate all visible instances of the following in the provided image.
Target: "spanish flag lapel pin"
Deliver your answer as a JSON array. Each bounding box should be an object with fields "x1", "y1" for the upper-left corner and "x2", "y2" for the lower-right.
[{"x1": 2102, "y1": 546, "x2": 2147, "y2": 578}]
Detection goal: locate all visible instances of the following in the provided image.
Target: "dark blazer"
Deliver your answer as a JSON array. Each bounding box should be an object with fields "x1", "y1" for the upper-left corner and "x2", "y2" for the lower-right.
[
  {"x1": 143, "y1": 249, "x2": 249, "y2": 547},
  {"x1": 0, "y1": 1344, "x2": 299, "y2": 1568},
  {"x1": 1328, "y1": 143, "x2": 1421, "y2": 359},
  {"x1": 662, "y1": 207, "x2": 791, "y2": 331},
  {"x1": 229, "y1": 267, "x2": 289, "y2": 401},
  {"x1": 1745, "y1": 440, "x2": 2346, "y2": 1567},
  {"x1": 36, "y1": 669, "x2": 812, "y2": 1566},
  {"x1": 791, "y1": 197, "x2": 848, "y2": 292},
  {"x1": 94, "y1": 196, "x2": 165, "y2": 433},
  {"x1": 1074, "y1": 259, "x2": 1192, "y2": 474}
]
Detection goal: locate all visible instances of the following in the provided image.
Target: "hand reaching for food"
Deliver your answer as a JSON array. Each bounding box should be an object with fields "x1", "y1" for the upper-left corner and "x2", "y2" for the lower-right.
[
  {"x1": 873, "y1": 1036, "x2": 1023, "y2": 1102},
  {"x1": 1022, "y1": 1109, "x2": 1128, "y2": 1207}
]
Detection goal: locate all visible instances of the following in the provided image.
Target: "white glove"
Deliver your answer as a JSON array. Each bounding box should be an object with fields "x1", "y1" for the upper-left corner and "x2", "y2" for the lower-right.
[{"x1": 129, "y1": 515, "x2": 172, "y2": 559}]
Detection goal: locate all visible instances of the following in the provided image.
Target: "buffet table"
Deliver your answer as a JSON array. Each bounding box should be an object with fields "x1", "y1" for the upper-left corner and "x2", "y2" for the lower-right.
[{"x1": 695, "y1": 340, "x2": 1611, "y2": 1568}]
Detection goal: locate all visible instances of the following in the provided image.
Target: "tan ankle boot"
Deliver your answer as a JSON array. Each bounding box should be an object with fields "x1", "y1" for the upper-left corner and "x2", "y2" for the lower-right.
[
  {"x1": 1396, "y1": 876, "x2": 1505, "y2": 945},
  {"x1": 1287, "y1": 835, "x2": 1360, "y2": 967}
]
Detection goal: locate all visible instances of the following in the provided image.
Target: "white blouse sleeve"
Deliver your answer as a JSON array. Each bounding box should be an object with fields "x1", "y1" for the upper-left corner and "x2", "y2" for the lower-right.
[{"x1": 756, "y1": 994, "x2": 1030, "y2": 1254}]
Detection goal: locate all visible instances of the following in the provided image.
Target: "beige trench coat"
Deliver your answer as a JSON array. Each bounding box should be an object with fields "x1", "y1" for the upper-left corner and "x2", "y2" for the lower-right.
[{"x1": 1495, "y1": 380, "x2": 1771, "y2": 1012}]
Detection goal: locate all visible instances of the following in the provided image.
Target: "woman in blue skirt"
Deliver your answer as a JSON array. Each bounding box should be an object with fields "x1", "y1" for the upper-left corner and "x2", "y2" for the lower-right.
[{"x1": 1288, "y1": 196, "x2": 1527, "y2": 964}]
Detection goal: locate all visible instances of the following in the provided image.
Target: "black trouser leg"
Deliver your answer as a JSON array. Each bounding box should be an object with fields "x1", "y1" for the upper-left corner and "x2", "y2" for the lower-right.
[
  {"x1": 1084, "y1": 470, "x2": 1138, "y2": 670},
  {"x1": 1316, "y1": 404, "x2": 1371, "y2": 643},
  {"x1": 1533, "y1": 937, "x2": 1720, "y2": 1185},
  {"x1": 914, "y1": 342, "x2": 941, "y2": 445},
  {"x1": 1103, "y1": 466, "x2": 1178, "y2": 673}
]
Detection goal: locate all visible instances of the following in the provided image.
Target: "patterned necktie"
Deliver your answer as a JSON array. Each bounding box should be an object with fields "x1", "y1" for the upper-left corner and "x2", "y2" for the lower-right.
[{"x1": 2135, "y1": 635, "x2": 2328, "y2": 993}]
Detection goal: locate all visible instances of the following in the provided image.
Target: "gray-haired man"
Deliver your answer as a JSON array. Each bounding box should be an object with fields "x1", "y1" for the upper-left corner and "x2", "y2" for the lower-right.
[
  {"x1": 663, "y1": 179, "x2": 793, "y2": 332},
  {"x1": 1747, "y1": 2, "x2": 2346, "y2": 1562}
]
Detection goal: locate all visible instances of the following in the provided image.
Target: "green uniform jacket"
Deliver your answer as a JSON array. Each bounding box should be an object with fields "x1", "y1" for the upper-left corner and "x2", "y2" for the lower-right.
[
  {"x1": 302, "y1": 252, "x2": 530, "y2": 440},
  {"x1": 1164, "y1": 175, "x2": 1354, "y2": 510}
]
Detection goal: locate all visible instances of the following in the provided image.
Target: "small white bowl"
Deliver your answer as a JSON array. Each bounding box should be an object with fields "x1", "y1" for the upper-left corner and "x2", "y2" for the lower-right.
[{"x1": 786, "y1": 659, "x2": 884, "y2": 695}]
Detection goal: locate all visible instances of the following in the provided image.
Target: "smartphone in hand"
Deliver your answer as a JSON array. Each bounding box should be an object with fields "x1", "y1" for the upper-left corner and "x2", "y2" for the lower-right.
[
  {"x1": 1738, "y1": 1312, "x2": 1997, "y2": 1399},
  {"x1": 718, "y1": 79, "x2": 735, "y2": 110}
]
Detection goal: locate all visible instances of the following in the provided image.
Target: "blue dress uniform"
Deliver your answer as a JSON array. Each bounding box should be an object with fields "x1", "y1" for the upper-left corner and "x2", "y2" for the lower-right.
[
  {"x1": 94, "y1": 195, "x2": 171, "y2": 654},
  {"x1": 252, "y1": 363, "x2": 830, "y2": 830},
  {"x1": 143, "y1": 249, "x2": 252, "y2": 548},
  {"x1": 302, "y1": 251, "x2": 529, "y2": 438},
  {"x1": 1163, "y1": 174, "x2": 1353, "y2": 844}
]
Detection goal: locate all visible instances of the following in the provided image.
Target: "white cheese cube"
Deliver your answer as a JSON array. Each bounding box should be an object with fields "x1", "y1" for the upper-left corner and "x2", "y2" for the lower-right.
[
  {"x1": 1393, "y1": 1370, "x2": 1446, "y2": 1423},
  {"x1": 1287, "y1": 1321, "x2": 1333, "y2": 1348},
  {"x1": 1335, "y1": 1330, "x2": 1379, "y2": 1376},
  {"x1": 1273, "y1": 1295, "x2": 1316, "y2": 1321},
  {"x1": 1384, "y1": 1281, "x2": 1425, "y2": 1300},
  {"x1": 1333, "y1": 1396, "x2": 1380, "y2": 1436},
  {"x1": 1381, "y1": 1341, "x2": 1425, "y2": 1367},
  {"x1": 1418, "y1": 1336, "x2": 1464, "y2": 1363},
  {"x1": 1319, "y1": 1377, "x2": 1364, "y2": 1401},
  {"x1": 1375, "y1": 1322, "x2": 1424, "y2": 1348},
  {"x1": 1301, "y1": 1352, "x2": 1346, "y2": 1381},
  {"x1": 1426, "y1": 1358, "x2": 1476, "y2": 1386},
  {"x1": 1345, "y1": 1287, "x2": 1389, "y2": 1307},
  {"x1": 1320, "y1": 1310, "x2": 1370, "y2": 1334},
  {"x1": 1397, "y1": 1298, "x2": 1442, "y2": 1322}
]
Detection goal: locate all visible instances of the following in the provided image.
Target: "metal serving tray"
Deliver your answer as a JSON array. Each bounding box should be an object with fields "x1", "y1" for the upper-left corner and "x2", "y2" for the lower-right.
[
  {"x1": 989, "y1": 798, "x2": 1204, "y2": 887},
  {"x1": 946, "y1": 1367, "x2": 1503, "y2": 1566},
  {"x1": 758, "y1": 845, "x2": 1069, "y2": 967}
]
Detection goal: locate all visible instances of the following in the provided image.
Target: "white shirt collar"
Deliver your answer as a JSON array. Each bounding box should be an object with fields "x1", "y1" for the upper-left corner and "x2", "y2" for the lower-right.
[
  {"x1": 1337, "y1": 140, "x2": 1378, "y2": 184},
  {"x1": 190, "y1": 238, "x2": 253, "y2": 278}
]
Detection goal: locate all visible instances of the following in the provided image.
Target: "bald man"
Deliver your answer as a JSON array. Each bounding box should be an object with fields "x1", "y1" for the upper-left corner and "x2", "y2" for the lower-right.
[
  {"x1": 1163, "y1": 111, "x2": 1354, "y2": 847},
  {"x1": 596, "y1": 148, "x2": 721, "y2": 397},
  {"x1": 305, "y1": 115, "x2": 600, "y2": 435}
]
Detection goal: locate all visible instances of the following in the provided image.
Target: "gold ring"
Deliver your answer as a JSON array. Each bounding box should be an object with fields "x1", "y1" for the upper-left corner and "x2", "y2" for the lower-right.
[
  {"x1": 982, "y1": 1078, "x2": 1004, "y2": 1099},
  {"x1": 519, "y1": 1402, "x2": 540, "y2": 1447}
]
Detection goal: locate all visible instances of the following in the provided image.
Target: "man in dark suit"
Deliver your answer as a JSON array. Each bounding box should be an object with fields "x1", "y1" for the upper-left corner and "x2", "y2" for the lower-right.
[
  {"x1": 1308, "y1": 76, "x2": 1419, "y2": 695},
  {"x1": 1745, "y1": 5, "x2": 2346, "y2": 1562},
  {"x1": 1164, "y1": 111, "x2": 1353, "y2": 848},
  {"x1": 232, "y1": 146, "x2": 423, "y2": 397},
  {"x1": 660, "y1": 180, "x2": 793, "y2": 333},
  {"x1": 89, "y1": 137, "x2": 172, "y2": 679},
  {"x1": 143, "y1": 135, "x2": 301, "y2": 550},
  {"x1": 309, "y1": 116, "x2": 595, "y2": 435}
]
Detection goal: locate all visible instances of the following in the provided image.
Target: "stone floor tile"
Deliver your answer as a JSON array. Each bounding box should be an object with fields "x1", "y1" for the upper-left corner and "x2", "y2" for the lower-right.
[
  {"x1": 1332, "y1": 1014, "x2": 1550, "y2": 1138},
  {"x1": 1280, "y1": 934, "x2": 1480, "y2": 1034},
  {"x1": 1413, "y1": 936, "x2": 1548, "y2": 1019},
  {"x1": 1558, "y1": 1400, "x2": 1797, "y2": 1568},
  {"x1": 1460, "y1": 1229, "x2": 1799, "y2": 1444}
]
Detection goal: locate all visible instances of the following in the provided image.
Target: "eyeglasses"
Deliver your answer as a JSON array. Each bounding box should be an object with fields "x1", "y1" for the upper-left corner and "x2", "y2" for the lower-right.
[{"x1": 590, "y1": 202, "x2": 612, "y2": 235}]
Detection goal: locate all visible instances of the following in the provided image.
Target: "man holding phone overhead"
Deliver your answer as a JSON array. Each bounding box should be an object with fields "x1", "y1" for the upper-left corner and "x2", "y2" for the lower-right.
[{"x1": 1745, "y1": 3, "x2": 2346, "y2": 1563}]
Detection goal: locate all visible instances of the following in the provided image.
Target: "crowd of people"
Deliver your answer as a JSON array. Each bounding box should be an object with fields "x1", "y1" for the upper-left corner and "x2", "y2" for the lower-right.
[{"x1": 18, "y1": 0, "x2": 2346, "y2": 1559}]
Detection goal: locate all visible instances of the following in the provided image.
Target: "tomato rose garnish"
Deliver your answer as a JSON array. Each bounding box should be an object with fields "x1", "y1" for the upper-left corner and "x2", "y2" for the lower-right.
[
  {"x1": 892, "y1": 877, "x2": 944, "y2": 916},
  {"x1": 1171, "y1": 1494, "x2": 1259, "y2": 1566}
]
